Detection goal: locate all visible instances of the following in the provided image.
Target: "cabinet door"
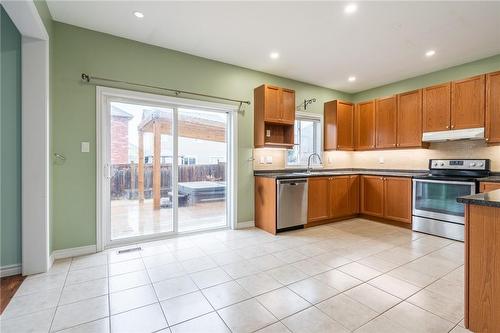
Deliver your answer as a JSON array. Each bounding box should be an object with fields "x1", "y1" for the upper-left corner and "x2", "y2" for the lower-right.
[
  {"x1": 348, "y1": 175, "x2": 360, "y2": 215},
  {"x1": 423, "y1": 83, "x2": 451, "y2": 132},
  {"x1": 376, "y1": 96, "x2": 397, "y2": 148},
  {"x1": 280, "y1": 88, "x2": 296, "y2": 124},
  {"x1": 263, "y1": 85, "x2": 282, "y2": 122},
  {"x1": 451, "y1": 75, "x2": 485, "y2": 130},
  {"x1": 356, "y1": 101, "x2": 376, "y2": 150},
  {"x1": 337, "y1": 101, "x2": 355, "y2": 149},
  {"x1": 360, "y1": 176, "x2": 384, "y2": 217},
  {"x1": 397, "y1": 89, "x2": 423, "y2": 147},
  {"x1": 480, "y1": 182, "x2": 500, "y2": 193},
  {"x1": 307, "y1": 177, "x2": 330, "y2": 222},
  {"x1": 329, "y1": 176, "x2": 351, "y2": 219},
  {"x1": 383, "y1": 177, "x2": 412, "y2": 223},
  {"x1": 486, "y1": 71, "x2": 500, "y2": 143}
]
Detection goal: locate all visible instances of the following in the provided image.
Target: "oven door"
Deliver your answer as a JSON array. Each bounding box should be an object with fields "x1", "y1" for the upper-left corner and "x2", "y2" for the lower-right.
[{"x1": 412, "y1": 179, "x2": 476, "y2": 224}]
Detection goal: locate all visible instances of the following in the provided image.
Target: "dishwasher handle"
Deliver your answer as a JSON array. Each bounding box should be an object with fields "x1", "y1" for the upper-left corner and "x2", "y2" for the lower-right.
[{"x1": 277, "y1": 178, "x2": 307, "y2": 186}]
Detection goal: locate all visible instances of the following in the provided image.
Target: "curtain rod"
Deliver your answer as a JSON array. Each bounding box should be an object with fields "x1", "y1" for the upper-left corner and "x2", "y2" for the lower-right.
[{"x1": 80, "y1": 73, "x2": 251, "y2": 109}]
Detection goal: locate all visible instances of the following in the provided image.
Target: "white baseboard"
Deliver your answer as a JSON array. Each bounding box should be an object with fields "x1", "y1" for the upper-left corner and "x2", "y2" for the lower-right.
[
  {"x1": 1, "y1": 264, "x2": 22, "y2": 277},
  {"x1": 236, "y1": 220, "x2": 255, "y2": 229},
  {"x1": 51, "y1": 245, "x2": 97, "y2": 260}
]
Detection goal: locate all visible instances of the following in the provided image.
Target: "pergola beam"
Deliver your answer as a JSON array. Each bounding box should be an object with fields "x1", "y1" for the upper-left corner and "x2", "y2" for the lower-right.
[{"x1": 153, "y1": 121, "x2": 161, "y2": 210}]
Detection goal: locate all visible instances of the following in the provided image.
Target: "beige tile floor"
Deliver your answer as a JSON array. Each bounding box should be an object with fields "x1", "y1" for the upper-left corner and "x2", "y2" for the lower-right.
[{"x1": 1, "y1": 218, "x2": 472, "y2": 333}]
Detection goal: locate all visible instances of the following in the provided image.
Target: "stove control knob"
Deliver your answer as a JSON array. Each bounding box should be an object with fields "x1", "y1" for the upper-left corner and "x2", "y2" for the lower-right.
[
  {"x1": 479, "y1": 162, "x2": 484, "y2": 167},
  {"x1": 439, "y1": 162, "x2": 445, "y2": 167},
  {"x1": 470, "y1": 162, "x2": 476, "y2": 167},
  {"x1": 433, "y1": 162, "x2": 438, "y2": 167}
]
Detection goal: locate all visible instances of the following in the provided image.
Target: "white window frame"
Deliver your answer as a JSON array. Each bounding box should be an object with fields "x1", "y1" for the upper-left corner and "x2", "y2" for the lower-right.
[{"x1": 285, "y1": 112, "x2": 323, "y2": 168}]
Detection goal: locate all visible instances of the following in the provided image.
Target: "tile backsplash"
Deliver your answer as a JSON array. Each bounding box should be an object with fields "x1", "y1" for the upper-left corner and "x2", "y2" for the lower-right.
[{"x1": 254, "y1": 140, "x2": 500, "y2": 171}]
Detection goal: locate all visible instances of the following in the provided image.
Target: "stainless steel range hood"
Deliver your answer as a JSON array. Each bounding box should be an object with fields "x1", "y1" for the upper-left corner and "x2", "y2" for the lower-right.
[{"x1": 422, "y1": 127, "x2": 485, "y2": 142}]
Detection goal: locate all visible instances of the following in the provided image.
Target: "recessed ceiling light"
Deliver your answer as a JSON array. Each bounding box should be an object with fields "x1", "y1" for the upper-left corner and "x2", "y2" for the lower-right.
[
  {"x1": 348, "y1": 76, "x2": 356, "y2": 82},
  {"x1": 270, "y1": 52, "x2": 280, "y2": 60},
  {"x1": 426, "y1": 50, "x2": 436, "y2": 57},
  {"x1": 133, "y1": 11, "x2": 144, "y2": 18},
  {"x1": 344, "y1": 3, "x2": 358, "y2": 14}
]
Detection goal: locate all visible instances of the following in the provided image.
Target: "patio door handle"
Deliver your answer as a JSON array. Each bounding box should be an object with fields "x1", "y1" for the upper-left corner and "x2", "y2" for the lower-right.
[{"x1": 105, "y1": 163, "x2": 112, "y2": 179}]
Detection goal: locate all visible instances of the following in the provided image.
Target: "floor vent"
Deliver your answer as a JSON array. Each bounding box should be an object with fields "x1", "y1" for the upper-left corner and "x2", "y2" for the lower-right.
[{"x1": 117, "y1": 247, "x2": 142, "y2": 254}]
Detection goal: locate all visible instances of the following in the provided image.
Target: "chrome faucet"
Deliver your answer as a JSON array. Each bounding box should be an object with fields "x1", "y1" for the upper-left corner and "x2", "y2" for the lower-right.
[{"x1": 307, "y1": 153, "x2": 323, "y2": 172}]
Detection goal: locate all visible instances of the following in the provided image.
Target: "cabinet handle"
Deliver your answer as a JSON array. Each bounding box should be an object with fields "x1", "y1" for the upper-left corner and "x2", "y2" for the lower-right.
[
  {"x1": 486, "y1": 138, "x2": 490, "y2": 142},
  {"x1": 451, "y1": 125, "x2": 455, "y2": 129},
  {"x1": 446, "y1": 125, "x2": 449, "y2": 129}
]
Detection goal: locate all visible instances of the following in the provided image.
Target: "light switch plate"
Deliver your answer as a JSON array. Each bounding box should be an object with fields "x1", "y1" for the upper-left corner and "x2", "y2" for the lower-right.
[
  {"x1": 265, "y1": 156, "x2": 273, "y2": 164},
  {"x1": 81, "y1": 142, "x2": 90, "y2": 153},
  {"x1": 259, "y1": 156, "x2": 265, "y2": 164},
  {"x1": 378, "y1": 156, "x2": 385, "y2": 164},
  {"x1": 266, "y1": 129, "x2": 271, "y2": 137}
]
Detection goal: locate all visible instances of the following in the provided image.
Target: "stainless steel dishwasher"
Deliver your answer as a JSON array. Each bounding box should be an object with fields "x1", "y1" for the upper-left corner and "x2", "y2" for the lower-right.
[{"x1": 277, "y1": 178, "x2": 308, "y2": 231}]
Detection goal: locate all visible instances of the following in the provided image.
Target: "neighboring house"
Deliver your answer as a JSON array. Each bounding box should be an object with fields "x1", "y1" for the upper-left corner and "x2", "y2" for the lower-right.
[{"x1": 111, "y1": 105, "x2": 133, "y2": 164}]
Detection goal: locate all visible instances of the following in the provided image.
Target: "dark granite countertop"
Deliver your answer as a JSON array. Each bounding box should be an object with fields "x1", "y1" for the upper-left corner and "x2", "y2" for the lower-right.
[
  {"x1": 457, "y1": 189, "x2": 500, "y2": 208},
  {"x1": 254, "y1": 168, "x2": 427, "y2": 179},
  {"x1": 478, "y1": 175, "x2": 500, "y2": 183}
]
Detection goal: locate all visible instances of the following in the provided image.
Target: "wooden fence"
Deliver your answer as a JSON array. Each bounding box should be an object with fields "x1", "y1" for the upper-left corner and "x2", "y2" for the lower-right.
[{"x1": 111, "y1": 163, "x2": 226, "y2": 199}]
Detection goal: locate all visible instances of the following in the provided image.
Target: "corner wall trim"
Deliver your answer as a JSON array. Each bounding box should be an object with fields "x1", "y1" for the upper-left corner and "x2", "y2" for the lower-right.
[
  {"x1": 236, "y1": 220, "x2": 255, "y2": 229},
  {"x1": 51, "y1": 245, "x2": 97, "y2": 260},
  {"x1": 1, "y1": 264, "x2": 22, "y2": 277}
]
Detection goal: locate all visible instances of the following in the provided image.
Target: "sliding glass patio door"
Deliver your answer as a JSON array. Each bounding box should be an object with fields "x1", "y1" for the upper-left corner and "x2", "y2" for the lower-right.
[{"x1": 100, "y1": 88, "x2": 232, "y2": 248}]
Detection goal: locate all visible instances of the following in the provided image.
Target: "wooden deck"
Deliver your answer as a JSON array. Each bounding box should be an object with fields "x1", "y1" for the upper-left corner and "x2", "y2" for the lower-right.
[{"x1": 111, "y1": 198, "x2": 226, "y2": 239}]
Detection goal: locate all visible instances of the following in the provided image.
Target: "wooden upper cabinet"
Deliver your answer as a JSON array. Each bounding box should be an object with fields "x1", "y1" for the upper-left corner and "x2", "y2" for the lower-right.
[
  {"x1": 360, "y1": 175, "x2": 384, "y2": 217},
  {"x1": 254, "y1": 84, "x2": 295, "y2": 148},
  {"x1": 423, "y1": 83, "x2": 451, "y2": 132},
  {"x1": 255, "y1": 84, "x2": 295, "y2": 124},
  {"x1": 263, "y1": 85, "x2": 281, "y2": 122},
  {"x1": 376, "y1": 96, "x2": 397, "y2": 149},
  {"x1": 397, "y1": 89, "x2": 423, "y2": 148},
  {"x1": 307, "y1": 177, "x2": 330, "y2": 223},
  {"x1": 281, "y1": 88, "x2": 296, "y2": 124},
  {"x1": 356, "y1": 101, "x2": 376, "y2": 150},
  {"x1": 451, "y1": 75, "x2": 485, "y2": 130},
  {"x1": 324, "y1": 100, "x2": 355, "y2": 151},
  {"x1": 486, "y1": 71, "x2": 500, "y2": 143},
  {"x1": 383, "y1": 177, "x2": 412, "y2": 223}
]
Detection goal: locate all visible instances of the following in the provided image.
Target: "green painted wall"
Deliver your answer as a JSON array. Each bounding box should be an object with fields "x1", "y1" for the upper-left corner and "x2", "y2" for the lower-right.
[
  {"x1": 0, "y1": 6, "x2": 22, "y2": 267},
  {"x1": 51, "y1": 22, "x2": 350, "y2": 250},
  {"x1": 38, "y1": 2, "x2": 500, "y2": 252},
  {"x1": 352, "y1": 54, "x2": 500, "y2": 102}
]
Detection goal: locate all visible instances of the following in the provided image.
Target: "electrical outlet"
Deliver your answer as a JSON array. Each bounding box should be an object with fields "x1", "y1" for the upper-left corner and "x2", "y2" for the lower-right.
[
  {"x1": 378, "y1": 156, "x2": 385, "y2": 164},
  {"x1": 259, "y1": 156, "x2": 265, "y2": 164},
  {"x1": 265, "y1": 156, "x2": 273, "y2": 164},
  {"x1": 266, "y1": 129, "x2": 271, "y2": 137}
]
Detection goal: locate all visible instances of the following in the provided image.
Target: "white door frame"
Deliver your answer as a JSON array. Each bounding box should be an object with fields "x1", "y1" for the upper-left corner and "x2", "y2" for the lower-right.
[
  {"x1": 96, "y1": 86, "x2": 238, "y2": 251},
  {"x1": 2, "y1": 0, "x2": 51, "y2": 275}
]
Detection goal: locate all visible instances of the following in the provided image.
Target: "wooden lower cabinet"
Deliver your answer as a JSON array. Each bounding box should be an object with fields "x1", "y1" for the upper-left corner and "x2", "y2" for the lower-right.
[
  {"x1": 361, "y1": 176, "x2": 385, "y2": 217},
  {"x1": 465, "y1": 204, "x2": 500, "y2": 332},
  {"x1": 384, "y1": 177, "x2": 412, "y2": 223},
  {"x1": 330, "y1": 175, "x2": 359, "y2": 219},
  {"x1": 307, "y1": 177, "x2": 330, "y2": 222},
  {"x1": 361, "y1": 175, "x2": 412, "y2": 223},
  {"x1": 480, "y1": 182, "x2": 500, "y2": 193},
  {"x1": 308, "y1": 175, "x2": 359, "y2": 223},
  {"x1": 254, "y1": 176, "x2": 277, "y2": 234}
]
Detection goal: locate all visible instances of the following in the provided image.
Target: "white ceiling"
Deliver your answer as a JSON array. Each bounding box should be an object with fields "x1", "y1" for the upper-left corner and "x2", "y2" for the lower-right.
[{"x1": 46, "y1": 1, "x2": 500, "y2": 93}]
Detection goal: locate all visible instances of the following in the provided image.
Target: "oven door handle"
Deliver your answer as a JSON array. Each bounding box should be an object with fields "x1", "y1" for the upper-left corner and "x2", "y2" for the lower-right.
[{"x1": 412, "y1": 179, "x2": 476, "y2": 186}]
